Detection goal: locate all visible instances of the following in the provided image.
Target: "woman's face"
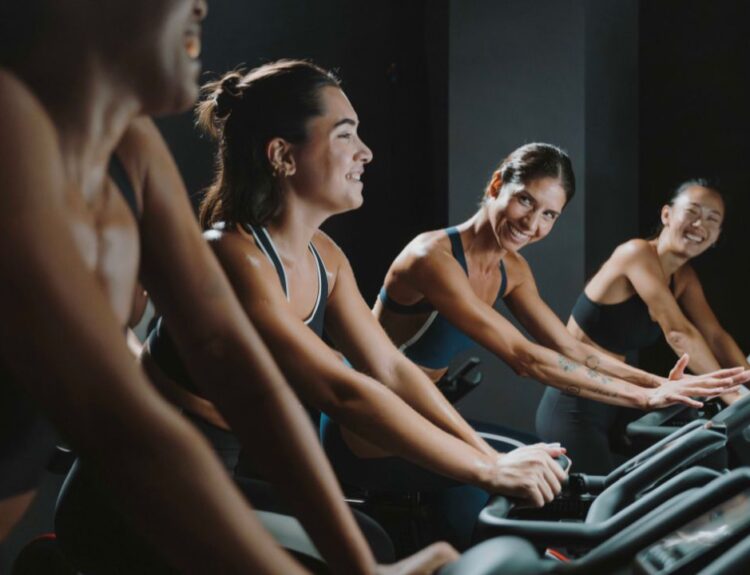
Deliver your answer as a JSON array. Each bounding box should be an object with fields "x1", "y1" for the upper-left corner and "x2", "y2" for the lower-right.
[
  {"x1": 289, "y1": 86, "x2": 373, "y2": 215},
  {"x1": 486, "y1": 176, "x2": 567, "y2": 253},
  {"x1": 661, "y1": 185, "x2": 724, "y2": 257},
  {"x1": 101, "y1": 0, "x2": 207, "y2": 115}
]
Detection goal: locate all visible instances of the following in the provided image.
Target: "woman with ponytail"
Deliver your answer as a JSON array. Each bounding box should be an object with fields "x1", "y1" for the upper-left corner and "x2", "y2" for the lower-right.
[{"x1": 142, "y1": 60, "x2": 570, "y2": 550}]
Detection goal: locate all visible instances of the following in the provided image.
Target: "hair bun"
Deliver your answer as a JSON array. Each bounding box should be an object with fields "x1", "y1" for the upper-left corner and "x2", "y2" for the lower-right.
[{"x1": 215, "y1": 75, "x2": 243, "y2": 119}]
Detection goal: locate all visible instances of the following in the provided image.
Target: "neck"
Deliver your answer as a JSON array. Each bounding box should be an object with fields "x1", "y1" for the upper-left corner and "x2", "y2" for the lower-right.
[
  {"x1": 653, "y1": 233, "x2": 690, "y2": 276},
  {"x1": 17, "y1": 46, "x2": 141, "y2": 198},
  {"x1": 462, "y1": 206, "x2": 508, "y2": 268},
  {"x1": 266, "y1": 194, "x2": 328, "y2": 263}
]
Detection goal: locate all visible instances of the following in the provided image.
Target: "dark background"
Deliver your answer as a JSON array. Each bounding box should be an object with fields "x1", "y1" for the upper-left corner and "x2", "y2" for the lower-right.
[{"x1": 3, "y1": 0, "x2": 749, "y2": 568}]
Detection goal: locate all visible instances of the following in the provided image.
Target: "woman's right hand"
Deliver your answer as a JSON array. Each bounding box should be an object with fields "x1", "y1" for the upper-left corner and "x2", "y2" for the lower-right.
[
  {"x1": 483, "y1": 443, "x2": 568, "y2": 507},
  {"x1": 376, "y1": 542, "x2": 459, "y2": 575}
]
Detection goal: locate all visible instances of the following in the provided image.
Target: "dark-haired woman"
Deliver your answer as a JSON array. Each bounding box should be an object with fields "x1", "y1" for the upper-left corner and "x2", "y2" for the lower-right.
[
  {"x1": 376, "y1": 147, "x2": 743, "y2": 431},
  {"x1": 537, "y1": 180, "x2": 750, "y2": 474},
  {"x1": 142, "y1": 61, "x2": 571, "y2": 551}
]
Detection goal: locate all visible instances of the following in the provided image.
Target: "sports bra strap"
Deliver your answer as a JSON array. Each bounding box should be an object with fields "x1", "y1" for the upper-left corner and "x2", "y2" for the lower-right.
[{"x1": 108, "y1": 154, "x2": 139, "y2": 220}]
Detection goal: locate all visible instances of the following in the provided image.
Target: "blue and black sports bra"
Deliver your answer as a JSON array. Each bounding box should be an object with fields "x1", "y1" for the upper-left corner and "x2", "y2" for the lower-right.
[
  {"x1": 570, "y1": 276, "x2": 675, "y2": 356},
  {"x1": 146, "y1": 224, "x2": 329, "y2": 397},
  {"x1": 378, "y1": 227, "x2": 508, "y2": 369}
]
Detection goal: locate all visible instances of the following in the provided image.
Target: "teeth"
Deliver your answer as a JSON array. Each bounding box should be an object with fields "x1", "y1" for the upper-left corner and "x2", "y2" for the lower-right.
[
  {"x1": 508, "y1": 224, "x2": 528, "y2": 241},
  {"x1": 685, "y1": 233, "x2": 704, "y2": 243},
  {"x1": 185, "y1": 34, "x2": 201, "y2": 59},
  {"x1": 346, "y1": 173, "x2": 361, "y2": 181}
]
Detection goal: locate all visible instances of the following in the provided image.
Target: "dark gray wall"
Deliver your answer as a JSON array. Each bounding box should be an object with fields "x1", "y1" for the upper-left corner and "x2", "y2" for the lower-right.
[{"x1": 449, "y1": 0, "x2": 639, "y2": 433}]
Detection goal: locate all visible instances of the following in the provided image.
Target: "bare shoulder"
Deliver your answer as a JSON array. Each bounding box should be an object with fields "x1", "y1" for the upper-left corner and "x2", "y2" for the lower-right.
[
  {"x1": 115, "y1": 117, "x2": 173, "y2": 188},
  {"x1": 0, "y1": 70, "x2": 60, "y2": 163},
  {"x1": 502, "y1": 249, "x2": 531, "y2": 276},
  {"x1": 392, "y1": 229, "x2": 453, "y2": 274},
  {"x1": 311, "y1": 229, "x2": 348, "y2": 270},
  {"x1": 674, "y1": 262, "x2": 700, "y2": 290},
  {"x1": 0, "y1": 70, "x2": 65, "y2": 207},
  {"x1": 611, "y1": 238, "x2": 657, "y2": 266}
]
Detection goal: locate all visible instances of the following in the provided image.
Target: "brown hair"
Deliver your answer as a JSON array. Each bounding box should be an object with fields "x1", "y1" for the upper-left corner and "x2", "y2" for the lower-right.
[
  {"x1": 196, "y1": 60, "x2": 341, "y2": 228},
  {"x1": 487, "y1": 142, "x2": 575, "y2": 204}
]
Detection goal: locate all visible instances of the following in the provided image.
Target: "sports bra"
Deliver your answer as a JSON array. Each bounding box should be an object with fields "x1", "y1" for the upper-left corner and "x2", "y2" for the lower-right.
[
  {"x1": 146, "y1": 224, "x2": 328, "y2": 397},
  {"x1": 571, "y1": 276, "x2": 675, "y2": 356},
  {"x1": 378, "y1": 227, "x2": 508, "y2": 369},
  {"x1": 109, "y1": 154, "x2": 139, "y2": 220}
]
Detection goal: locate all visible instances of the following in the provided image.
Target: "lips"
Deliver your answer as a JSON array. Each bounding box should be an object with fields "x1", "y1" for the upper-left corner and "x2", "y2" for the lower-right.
[
  {"x1": 345, "y1": 171, "x2": 363, "y2": 182},
  {"x1": 684, "y1": 231, "x2": 706, "y2": 244},
  {"x1": 506, "y1": 222, "x2": 530, "y2": 244},
  {"x1": 184, "y1": 30, "x2": 201, "y2": 59}
]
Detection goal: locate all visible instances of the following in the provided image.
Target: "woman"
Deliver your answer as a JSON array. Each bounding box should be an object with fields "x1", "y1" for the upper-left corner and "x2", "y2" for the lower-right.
[
  {"x1": 142, "y1": 61, "x2": 569, "y2": 550},
  {"x1": 0, "y1": 2, "x2": 452, "y2": 573},
  {"x1": 537, "y1": 179, "x2": 750, "y2": 473},
  {"x1": 374, "y1": 145, "x2": 747, "y2": 465}
]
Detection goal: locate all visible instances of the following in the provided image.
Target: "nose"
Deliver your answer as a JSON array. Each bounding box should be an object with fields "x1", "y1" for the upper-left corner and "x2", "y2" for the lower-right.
[
  {"x1": 357, "y1": 138, "x2": 373, "y2": 165},
  {"x1": 521, "y1": 210, "x2": 542, "y2": 234},
  {"x1": 194, "y1": 0, "x2": 208, "y2": 21}
]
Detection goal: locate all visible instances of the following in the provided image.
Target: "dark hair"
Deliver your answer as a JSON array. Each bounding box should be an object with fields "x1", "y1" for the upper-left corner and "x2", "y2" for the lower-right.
[
  {"x1": 197, "y1": 60, "x2": 341, "y2": 228},
  {"x1": 487, "y1": 142, "x2": 576, "y2": 204},
  {"x1": 668, "y1": 178, "x2": 723, "y2": 206},
  {"x1": 653, "y1": 178, "x2": 725, "y2": 236}
]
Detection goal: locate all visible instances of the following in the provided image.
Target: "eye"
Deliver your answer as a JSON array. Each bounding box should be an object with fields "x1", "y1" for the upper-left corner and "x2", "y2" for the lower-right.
[
  {"x1": 685, "y1": 208, "x2": 699, "y2": 216},
  {"x1": 518, "y1": 194, "x2": 533, "y2": 207},
  {"x1": 337, "y1": 132, "x2": 353, "y2": 140},
  {"x1": 543, "y1": 211, "x2": 559, "y2": 220}
]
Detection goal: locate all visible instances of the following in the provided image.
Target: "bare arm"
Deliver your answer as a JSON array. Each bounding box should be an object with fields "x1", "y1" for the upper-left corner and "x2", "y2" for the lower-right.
[
  {"x1": 128, "y1": 118, "x2": 374, "y2": 575},
  {"x1": 207, "y1": 227, "x2": 567, "y2": 503},
  {"x1": 504, "y1": 256, "x2": 663, "y2": 388},
  {"x1": 677, "y1": 264, "x2": 749, "y2": 403},
  {"x1": 323, "y1": 246, "x2": 496, "y2": 457},
  {"x1": 0, "y1": 76, "x2": 306, "y2": 575},
  {"x1": 401, "y1": 247, "x2": 737, "y2": 410}
]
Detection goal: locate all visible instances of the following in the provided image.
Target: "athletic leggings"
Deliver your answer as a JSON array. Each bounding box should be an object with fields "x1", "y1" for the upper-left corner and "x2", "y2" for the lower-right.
[
  {"x1": 56, "y1": 412, "x2": 394, "y2": 574},
  {"x1": 320, "y1": 414, "x2": 538, "y2": 551},
  {"x1": 535, "y1": 387, "x2": 642, "y2": 475}
]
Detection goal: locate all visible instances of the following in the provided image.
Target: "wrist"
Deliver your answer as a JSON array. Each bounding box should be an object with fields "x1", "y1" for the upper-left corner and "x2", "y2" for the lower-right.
[{"x1": 473, "y1": 452, "x2": 500, "y2": 490}]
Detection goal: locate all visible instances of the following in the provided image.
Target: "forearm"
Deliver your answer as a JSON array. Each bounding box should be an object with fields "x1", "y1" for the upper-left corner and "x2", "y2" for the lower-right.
[
  {"x1": 708, "y1": 332, "x2": 749, "y2": 404},
  {"x1": 88, "y1": 399, "x2": 309, "y2": 575},
  {"x1": 560, "y1": 341, "x2": 659, "y2": 388},
  {"x1": 182, "y1": 330, "x2": 375, "y2": 575},
  {"x1": 517, "y1": 344, "x2": 649, "y2": 409},
  {"x1": 316, "y1": 367, "x2": 496, "y2": 489},
  {"x1": 383, "y1": 359, "x2": 497, "y2": 456}
]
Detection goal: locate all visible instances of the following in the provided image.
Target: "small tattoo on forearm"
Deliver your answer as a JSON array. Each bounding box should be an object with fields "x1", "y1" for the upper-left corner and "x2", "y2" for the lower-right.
[
  {"x1": 591, "y1": 387, "x2": 619, "y2": 399},
  {"x1": 558, "y1": 355, "x2": 580, "y2": 373},
  {"x1": 585, "y1": 355, "x2": 600, "y2": 370},
  {"x1": 566, "y1": 385, "x2": 581, "y2": 396}
]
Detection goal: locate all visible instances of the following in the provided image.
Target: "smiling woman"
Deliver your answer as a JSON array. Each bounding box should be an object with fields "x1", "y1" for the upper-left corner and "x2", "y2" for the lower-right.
[
  {"x1": 537, "y1": 179, "x2": 750, "y2": 474},
  {"x1": 373, "y1": 146, "x2": 748, "y2": 464}
]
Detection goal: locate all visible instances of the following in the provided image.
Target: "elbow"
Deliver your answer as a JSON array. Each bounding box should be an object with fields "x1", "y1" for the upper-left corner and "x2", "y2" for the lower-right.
[
  {"x1": 664, "y1": 326, "x2": 698, "y2": 354},
  {"x1": 509, "y1": 345, "x2": 537, "y2": 378}
]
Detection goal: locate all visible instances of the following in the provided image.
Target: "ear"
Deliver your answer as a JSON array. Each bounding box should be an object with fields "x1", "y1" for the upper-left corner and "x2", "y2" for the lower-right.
[
  {"x1": 266, "y1": 137, "x2": 297, "y2": 177},
  {"x1": 660, "y1": 204, "x2": 671, "y2": 228},
  {"x1": 485, "y1": 171, "x2": 503, "y2": 200}
]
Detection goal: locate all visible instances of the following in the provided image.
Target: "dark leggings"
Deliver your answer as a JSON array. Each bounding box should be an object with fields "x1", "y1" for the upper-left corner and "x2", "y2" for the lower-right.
[
  {"x1": 535, "y1": 387, "x2": 642, "y2": 475},
  {"x1": 56, "y1": 413, "x2": 394, "y2": 574},
  {"x1": 320, "y1": 414, "x2": 538, "y2": 551}
]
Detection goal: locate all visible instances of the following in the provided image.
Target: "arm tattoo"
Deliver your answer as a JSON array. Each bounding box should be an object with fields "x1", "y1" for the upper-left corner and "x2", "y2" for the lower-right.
[
  {"x1": 585, "y1": 354, "x2": 600, "y2": 370},
  {"x1": 558, "y1": 355, "x2": 580, "y2": 373},
  {"x1": 565, "y1": 385, "x2": 581, "y2": 396}
]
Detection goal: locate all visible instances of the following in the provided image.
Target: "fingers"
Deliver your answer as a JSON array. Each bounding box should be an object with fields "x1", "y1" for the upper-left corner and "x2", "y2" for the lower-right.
[
  {"x1": 380, "y1": 542, "x2": 459, "y2": 575},
  {"x1": 668, "y1": 353, "x2": 689, "y2": 380},
  {"x1": 672, "y1": 394, "x2": 704, "y2": 409}
]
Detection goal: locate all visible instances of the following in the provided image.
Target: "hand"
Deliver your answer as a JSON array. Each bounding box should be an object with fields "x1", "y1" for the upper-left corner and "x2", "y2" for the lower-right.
[
  {"x1": 375, "y1": 542, "x2": 459, "y2": 575},
  {"x1": 649, "y1": 356, "x2": 747, "y2": 409},
  {"x1": 665, "y1": 354, "x2": 750, "y2": 387},
  {"x1": 484, "y1": 443, "x2": 568, "y2": 507}
]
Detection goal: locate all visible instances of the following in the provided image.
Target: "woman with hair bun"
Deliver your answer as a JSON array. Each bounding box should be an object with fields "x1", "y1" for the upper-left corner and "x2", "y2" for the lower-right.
[
  {"x1": 143, "y1": 60, "x2": 571, "y2": 551},
  {"x1": 537, "y1": 179, "x2": 750, "y2": 474}
]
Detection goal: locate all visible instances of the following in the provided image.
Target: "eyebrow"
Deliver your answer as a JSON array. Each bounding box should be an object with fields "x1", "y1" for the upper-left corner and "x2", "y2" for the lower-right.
[
  {"x1": 688, "y1": 202, "x2": 722, "y2": 216},
  {"x1": 333, "y1": 118, "x2": 358, "y2": 129}
]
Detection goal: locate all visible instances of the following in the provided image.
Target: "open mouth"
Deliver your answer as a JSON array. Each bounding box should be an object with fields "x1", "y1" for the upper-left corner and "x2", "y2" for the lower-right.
[
  {"x1": 684, "y1": 231, "x2": 706, "y2": 244},
  {"x1": 345, "y1": 172, "x2": 362, "y2": 182},
  {"x1": 506, "y1": 222, "x2": 530, "y2": 243},
  {"x1": 184, "y1": 31, "x2": 201, "y2": 59}
]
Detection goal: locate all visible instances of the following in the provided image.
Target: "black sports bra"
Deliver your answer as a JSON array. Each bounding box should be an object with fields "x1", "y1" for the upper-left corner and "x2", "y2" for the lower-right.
[{"x1": 571, "y1": 276, "x2": 675, "y2": 355}]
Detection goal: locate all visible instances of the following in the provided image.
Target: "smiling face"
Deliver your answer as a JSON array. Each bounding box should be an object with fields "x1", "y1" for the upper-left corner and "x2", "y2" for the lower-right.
[
  {"x1": 288, "y1": 86, "x2": 373, "y2": 215},
  {"x1": 102, "y1": 0, "x2": 207, "y2": 115},
  {"x1": 485, "y1": 176, "x2": 567, "y2": 252},
  {"x1": 660, "y1": 185, "x2": 724, "y2": 257}
]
